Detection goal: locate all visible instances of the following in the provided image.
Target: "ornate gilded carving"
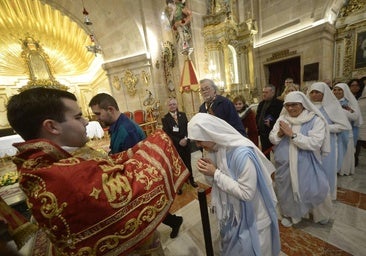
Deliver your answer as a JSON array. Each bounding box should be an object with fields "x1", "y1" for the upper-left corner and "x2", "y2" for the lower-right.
[
  {"x1": 344, "y1": 37, "x2": 354, "y2": 77},
  {"x1": 339, "y1": 0, "x2": 366, "y2": 18},
  {"x1": 19, "y1": 79, "x2": 68, "y2": 92},
  {"x1": 21, "y1": 36, "x2": 53, "y2": 80},
  {"x1": 143, "y1": 90, "x2": 155, "y2": 107},
  {"x1": 202, "y1": 1, "x2": 254, "y2": 96},
  {"x1": 203, "y1": 11, "x2": 227, "y2": 26},
  {"x1": 122, "y1": 70, "x2": 138, "y2": 96},
  {"x1": 161, "y1": 41, "x2": 176, "y2": 97},
  {"x1": 112, "y1": 75, "x2": 121, "y2": 90},
  {"x1": 0, "y1": 93, "x2": 5, "y2": 111},
  {"x1": 143, "y1": 90, "x2": 160, "y2": 121},
  {"x1": 19, "y1": 36, "x2": 67, "y2": 92},
  {"x1": 335, "y1": 8, "x2": 366, "y2": 81},
  {"x1": 141, "y1": 70, "x2": 151, "y2": 86},
  {"x1": 336, "y1": 44, "x2": 342, "y2": 77},
  {"x1": 162, "y1": 41, "x2": 176, "y2": 68}
]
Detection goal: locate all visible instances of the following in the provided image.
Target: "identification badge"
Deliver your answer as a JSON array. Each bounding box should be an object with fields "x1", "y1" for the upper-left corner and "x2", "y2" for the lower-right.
[{"x1": 173, "y1": 126, "x2": 179, "y2": 132}]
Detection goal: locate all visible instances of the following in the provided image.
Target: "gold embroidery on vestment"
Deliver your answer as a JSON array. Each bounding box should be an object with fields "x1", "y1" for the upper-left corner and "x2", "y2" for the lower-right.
[
  {"x1": 102, "y1": 172, "x2": 132, "y2": 208},
  {"x1": 89, "y1": 187, "x2": 101, "y2": 199}
]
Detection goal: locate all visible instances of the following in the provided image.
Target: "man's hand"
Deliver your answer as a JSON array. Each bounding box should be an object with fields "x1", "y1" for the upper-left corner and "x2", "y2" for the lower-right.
[{"x1": 179, "y1": 138, "x2": 188, "y2": 147}]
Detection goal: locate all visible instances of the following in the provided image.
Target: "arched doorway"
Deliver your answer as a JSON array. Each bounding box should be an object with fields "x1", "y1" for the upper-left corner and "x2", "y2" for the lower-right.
[{"x1": 267, "y1": 56, "x2": 301, "y2": 96}]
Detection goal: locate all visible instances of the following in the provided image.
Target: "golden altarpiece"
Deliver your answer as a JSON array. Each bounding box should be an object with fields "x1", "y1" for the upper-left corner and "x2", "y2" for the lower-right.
[
  {"x1": 202, "y1": 0, "x2": 255, "y2": 102},
  {"x1": 334, "y1": 0, "x2": 366, "y2": 81},
  {"x1": 19, "y1": 36, "x2": 68, "y2": 92}
]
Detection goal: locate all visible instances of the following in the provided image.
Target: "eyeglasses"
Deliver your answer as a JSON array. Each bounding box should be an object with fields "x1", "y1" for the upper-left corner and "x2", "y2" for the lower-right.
[
  {"x1": 284, "y1": 103, "x2": 301, "y2": 108},
  {"x1": 200, "y1": 86, "x2": 212, "y2": 93}
]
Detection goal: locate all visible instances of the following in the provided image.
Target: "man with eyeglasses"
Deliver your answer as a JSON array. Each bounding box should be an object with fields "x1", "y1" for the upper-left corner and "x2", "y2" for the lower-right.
[{"x1": 198, "y1": 78, "x2": 247, "y2": 137}]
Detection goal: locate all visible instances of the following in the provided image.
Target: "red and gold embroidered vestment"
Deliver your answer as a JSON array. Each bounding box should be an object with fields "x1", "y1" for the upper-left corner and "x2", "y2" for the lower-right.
[{"x1": 12, "y1": 130, "x2": 189, "y2": 255}]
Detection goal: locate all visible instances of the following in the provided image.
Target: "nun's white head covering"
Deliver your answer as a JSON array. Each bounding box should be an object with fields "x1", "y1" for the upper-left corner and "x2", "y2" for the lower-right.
[
  {"x1": 283, "y1": 91, "x2": 323, "y2": 116},
  {"x1": 188, "y1": 113, "x2": 277, "y2": 223},
  {"x1": 283, "y1": 91, "x2": 330, "y2": 155},
  {"x1": 333, "y1": 83, "x2": 363, "y2": 127},
  {"x1": 307, "y1": 82, "x2": 351, "y2": 131},
  {"x1": 188, "y1": 113, "x2": 275, "y2": 175}
]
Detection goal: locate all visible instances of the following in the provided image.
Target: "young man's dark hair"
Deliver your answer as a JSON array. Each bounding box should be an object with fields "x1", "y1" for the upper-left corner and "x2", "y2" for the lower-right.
[
  {"x1": 7, "y1": 87, "x2": 77, "y2": 140},
  {"x1": 88, "y1": 93, "x2": 119, "y2": 110}
]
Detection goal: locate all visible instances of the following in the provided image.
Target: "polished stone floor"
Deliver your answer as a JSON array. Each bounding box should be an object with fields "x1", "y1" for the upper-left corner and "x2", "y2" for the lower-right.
[{"x1": 158, "y1": 149, "x2": 366, "y2": 256}]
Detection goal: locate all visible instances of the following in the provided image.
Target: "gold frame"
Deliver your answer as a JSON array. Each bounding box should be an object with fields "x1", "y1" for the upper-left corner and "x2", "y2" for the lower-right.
[
  {"x1": 19, "y1": 36, "x2": 67, "y2": 91},
  {"x1": 354, "y1": 29, "x2": 366, "y2": 69}
]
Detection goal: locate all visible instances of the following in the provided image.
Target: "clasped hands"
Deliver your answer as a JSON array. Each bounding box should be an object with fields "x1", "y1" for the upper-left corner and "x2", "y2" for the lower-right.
[
  {"x1": 342, "y1": 105, "x2": 354, "y2": 113},
  {"x1": 197, "y1": 158, "x2": 216, "y2": 177},
  {"x1": 277, "y1": 120, "x2": 295, "y2": 138}
]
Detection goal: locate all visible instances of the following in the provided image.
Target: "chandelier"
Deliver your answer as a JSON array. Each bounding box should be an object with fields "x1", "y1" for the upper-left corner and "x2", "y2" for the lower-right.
[{"x1": 82, "y1": 0, "x2": 102, "y2": 56}]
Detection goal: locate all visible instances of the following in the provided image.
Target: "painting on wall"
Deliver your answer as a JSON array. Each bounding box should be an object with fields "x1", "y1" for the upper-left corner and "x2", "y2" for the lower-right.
[
  {"x1": 355, "y1": 30, "x2": 366, "y2": 69},
  {"x1": 303, "y1": 63, "x2": 319, "y2": 81}
]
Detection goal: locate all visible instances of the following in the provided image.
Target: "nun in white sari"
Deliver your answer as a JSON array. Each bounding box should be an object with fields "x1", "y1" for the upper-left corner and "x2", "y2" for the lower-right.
[
  {"x1": 188, "y1": 113, "x2": 280, "y2": 256},
  {"x1": 307, "y1": 82, "x2": 351, "y2": 200},
  {"x1": 269, "y1": 91, "x2": 332, "y2": 227},
  {"x1": 333, "y1": 83, "x2": 363, "y2": 175}
]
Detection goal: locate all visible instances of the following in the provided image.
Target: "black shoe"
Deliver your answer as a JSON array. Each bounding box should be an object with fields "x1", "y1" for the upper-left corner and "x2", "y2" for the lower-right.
[{"x1": 170, "y1": 216, "x2": 183, "y2": 238}]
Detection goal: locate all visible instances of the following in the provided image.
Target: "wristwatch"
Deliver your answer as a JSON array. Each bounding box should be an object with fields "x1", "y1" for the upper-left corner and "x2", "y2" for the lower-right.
[{"x1": 291, "y1": 133, "x2": 297, "y2": 139}]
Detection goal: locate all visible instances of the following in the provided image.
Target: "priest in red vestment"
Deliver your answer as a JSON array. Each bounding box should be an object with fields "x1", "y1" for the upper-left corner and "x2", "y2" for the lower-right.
[{"x1": 6, "y1": 87, "x2": 189, "y2": 255}]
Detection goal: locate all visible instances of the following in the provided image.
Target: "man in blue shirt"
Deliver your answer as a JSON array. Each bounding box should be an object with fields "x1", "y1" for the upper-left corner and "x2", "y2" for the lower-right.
[{"x1": 89, "y1": 93, "x2": 183, "y2": 238}]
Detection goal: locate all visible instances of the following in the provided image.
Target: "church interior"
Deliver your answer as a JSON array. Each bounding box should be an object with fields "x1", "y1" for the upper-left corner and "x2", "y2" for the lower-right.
[{"x1": 0, "y1": 0, "x2": 366, "y2": 255}]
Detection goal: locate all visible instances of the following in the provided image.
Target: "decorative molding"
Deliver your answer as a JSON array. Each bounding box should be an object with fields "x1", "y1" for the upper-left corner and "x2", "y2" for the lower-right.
[
  {"x1": 266, "y1": 49, "x2": 297, "y2": 62},
  {"x1": 102, "y1": 53, "x2": 150, "y2": 75},
  {"x1": 262, "y1": 19, "x2": 301, "y2": 37}
]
